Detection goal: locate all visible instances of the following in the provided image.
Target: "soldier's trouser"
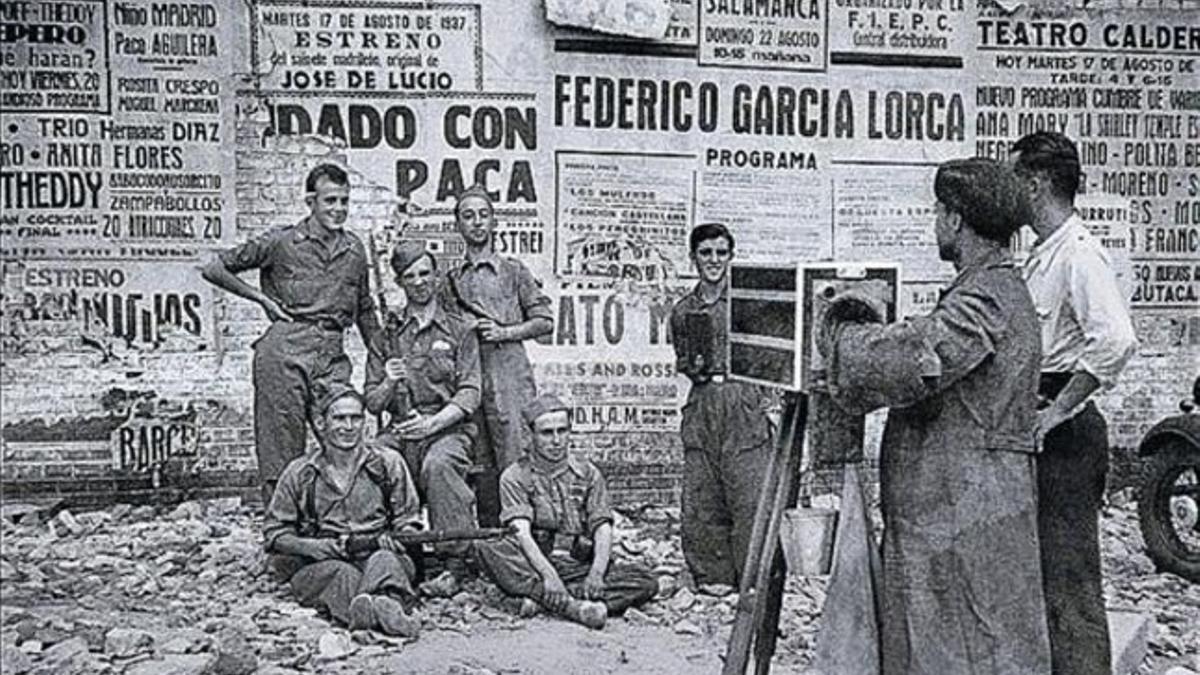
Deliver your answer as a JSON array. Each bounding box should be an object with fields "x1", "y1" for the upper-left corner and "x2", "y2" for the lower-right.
[
  {"x1": 270, "y1": 550, "x2": 417, "y2": 625},
  {"x1": 252, "y1": 323, "x2": 351, "y2": 492},
  {"x1": 472, "y1": 341, "x2": 537, "y2": 526},
  {"x1": 1037, "y1": 401, "x2": 1112, "y2": 675},
  {"x1": 381, "y1": 426, "x2": 478, "y2": 559},
  {"x1": 680, "y1": 381, "x2": 771, "y2": 587},
  {"x1": 478, "y1": 341, "x2": 537, "y2": 470},
  {"x1": 474, "y1": 537, "x2": 658, "y2": 615}
]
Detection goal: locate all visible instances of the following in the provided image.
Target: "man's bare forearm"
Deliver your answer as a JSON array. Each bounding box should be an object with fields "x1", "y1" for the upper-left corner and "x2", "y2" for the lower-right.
[
  {"x1": 512, "y1": 521, "x2": 560, "y2": 582},
  {"x1": 507, "y1": 317, "x2": 552, "y2": 342},
  {"x1": 426, "y1": 403, "x2": 466, "y2": 435},
  {"x1": 200, "y1": 258, "x2": 270, "y2": 308},
  {"x1": 589, "y1": 523, "x2": 613, "y2": 579},
  {"x1": 271, "y1": 532, "x2": 337, "y2": 560},
  {"x1": 364, "y1": 377, "x2": 397, "y2": 415},
  {"x1": 1048, "y1": 371, "x2": 1100, "y2": 418}
]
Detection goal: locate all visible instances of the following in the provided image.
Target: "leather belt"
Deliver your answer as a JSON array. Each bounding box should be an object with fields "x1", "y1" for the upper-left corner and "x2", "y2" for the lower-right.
[{"x1": 296, "y1": 317, "x2": 343, "y2": 332}]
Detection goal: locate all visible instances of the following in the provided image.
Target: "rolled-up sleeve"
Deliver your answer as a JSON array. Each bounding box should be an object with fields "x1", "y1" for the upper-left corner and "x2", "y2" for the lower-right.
[
  {"x1": 263, "y1": 465, "x2": 303, "y2": 552},
  {"x1": 218, "y1": 230, "x2": 278, "y2": 274},
  {"x1": 1068, "y1": 251, "x2": 1137, "y2": 388},
  {"x1": 498, "y1": 468, "x2": 533, "y2": 526},
  {"x1": 514, "y1": 263, "x2": 553, "y2": 321},
  {"x1": 450, "y1": 326, "x2": 482, "y2": 415},
  {"x1": 827, "y1": 285, "x2": 1001, "y2": 415}
]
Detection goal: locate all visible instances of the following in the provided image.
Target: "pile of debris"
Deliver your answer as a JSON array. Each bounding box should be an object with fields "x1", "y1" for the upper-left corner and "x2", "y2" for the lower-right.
[
  {"x1": 0, "y1": 499, "x2": 824, "y2": 673},
  {"x1": 2, "y1": 495, "x2": 1192, "y2": 674},
  {"x1": 1099, "y1": 493, "x2": 1200, "y2": 674}
]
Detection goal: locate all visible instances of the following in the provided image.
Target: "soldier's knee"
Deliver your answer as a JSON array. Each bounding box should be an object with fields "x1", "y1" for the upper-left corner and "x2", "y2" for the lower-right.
[
  {"x1": 298, "y1": 559, "x2": 360, "y2": 587},
  {"x1": 366, "y1": 549, "x2": 415, "y2": 579},
  {"x1": 421, "y1": 445, "x2": 468, "y2": 484}
]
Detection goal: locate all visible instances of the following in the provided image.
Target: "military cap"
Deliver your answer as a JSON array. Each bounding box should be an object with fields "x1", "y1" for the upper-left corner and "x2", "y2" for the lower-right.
[
  {"x1": 522, "y1": 394, "x2": 571, "y2": 427},
  {"x1": 390, "y1": 240, "x2": 432, "y2": 275},
  {"x1": 312, "y1": 381, "x2": 363, "y2": 417},
  {"x1": 455, "y1": 183, "x2": 491, "y2": 206}
]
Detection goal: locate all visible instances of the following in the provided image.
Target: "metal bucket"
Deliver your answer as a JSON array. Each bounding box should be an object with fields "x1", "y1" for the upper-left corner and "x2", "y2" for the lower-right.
[{"x1": 780, "y1": 507, "x2": 838, "y2": 576}]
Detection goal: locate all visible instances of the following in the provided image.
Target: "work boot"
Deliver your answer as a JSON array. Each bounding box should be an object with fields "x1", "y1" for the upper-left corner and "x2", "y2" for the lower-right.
[
  {"x1": 518, "y1": 598, "x2": 540, "y2": 618},
  {"x1": 562, "y1": 599, "x2": 607, "y2": 629},
  {"x1": 349, "y1": 594, "x2": 420, "y2": 638}
]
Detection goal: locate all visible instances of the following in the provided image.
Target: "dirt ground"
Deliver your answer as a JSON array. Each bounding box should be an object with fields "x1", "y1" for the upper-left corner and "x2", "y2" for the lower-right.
[{"x1": 0, "y1": 495, "x2": 1195, "y2": 675}]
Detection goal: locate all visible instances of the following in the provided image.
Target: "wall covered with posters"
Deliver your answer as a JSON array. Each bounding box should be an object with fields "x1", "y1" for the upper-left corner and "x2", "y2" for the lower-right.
[{"x1": 1, "y1": 0, "x2": 1197, "y2": 505}]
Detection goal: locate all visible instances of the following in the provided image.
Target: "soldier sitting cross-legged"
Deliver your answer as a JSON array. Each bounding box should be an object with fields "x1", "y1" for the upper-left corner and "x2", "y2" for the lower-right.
[
  {"x1": 264, "y1": 383, "x2": 422, "y2": 637},
  {"x1": 473, "y1": 394, "x2": 659, "y2": 629}
]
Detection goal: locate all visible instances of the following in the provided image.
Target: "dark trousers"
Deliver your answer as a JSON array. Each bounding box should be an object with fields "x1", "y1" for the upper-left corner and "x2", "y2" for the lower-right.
[
  {"x1": 680, "y1": 381, "x2": 772, "y2": 586},
  {"x1": 474, "y1": 537, "x2": 658, "y2": 615},
  {"x1": 252, "y1": 323, "x2": 351, "y2": 489},
  {"x1": 271, "y1": 550, "x2": 417, "y2": 625},
  {"x1": 1036, "y1": 401, "x2": 1112, "y2": 675},
  {"x1": 379, "y1": 425, "x2": 479, "y2": 558},
  {"x1": 478, "y1": 341, "x2": 538, "y2": 470}
]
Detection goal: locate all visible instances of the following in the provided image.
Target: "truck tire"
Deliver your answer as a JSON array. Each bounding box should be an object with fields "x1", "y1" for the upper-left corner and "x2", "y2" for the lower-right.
[{"x1": 1138, "y1": 440, "x2": 1200, "y2": 583}]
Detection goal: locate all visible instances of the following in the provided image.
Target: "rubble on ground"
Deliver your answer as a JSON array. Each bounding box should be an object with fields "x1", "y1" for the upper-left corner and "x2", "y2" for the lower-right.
[{"x1": 0, "y1": 497, "x2": 1193, "y2": 673}]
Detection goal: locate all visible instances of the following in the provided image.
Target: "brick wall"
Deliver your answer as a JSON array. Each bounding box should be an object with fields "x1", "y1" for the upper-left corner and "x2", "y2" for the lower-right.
[{"x1": 0, "y1": 95, "x2": 686, "y2": 510}]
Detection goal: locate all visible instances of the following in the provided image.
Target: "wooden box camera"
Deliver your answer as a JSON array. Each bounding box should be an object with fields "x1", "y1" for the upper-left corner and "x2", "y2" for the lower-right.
[{"x1": 727, "y1": 262, "x2": 901, "y2": 392}]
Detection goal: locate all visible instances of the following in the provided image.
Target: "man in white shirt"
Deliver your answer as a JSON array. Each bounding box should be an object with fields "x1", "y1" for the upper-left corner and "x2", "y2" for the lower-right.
[{"x1": 1010, "y1": 131, "x2": 1138, "y2": 675}]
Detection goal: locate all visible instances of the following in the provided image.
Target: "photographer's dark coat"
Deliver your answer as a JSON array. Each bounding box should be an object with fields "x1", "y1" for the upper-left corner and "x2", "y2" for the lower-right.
[{"x1": 826, "y1": 249, "x2": 1051, "y2": 675}]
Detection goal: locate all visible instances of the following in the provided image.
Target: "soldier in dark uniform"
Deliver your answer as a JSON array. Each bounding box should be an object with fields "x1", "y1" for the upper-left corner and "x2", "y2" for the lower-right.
[
  {"x1": 365, "y1": 241, "x2": 482, "y2": 586},
  {"x1": 671, "y1": 223, "x2": 775, "y2": 588},
  {"x1": 201, "y1": 164, "x2": 381, "y2": 504},
  {"x1": 473, "y1": 395, "x2": 659, "y2": 629}
]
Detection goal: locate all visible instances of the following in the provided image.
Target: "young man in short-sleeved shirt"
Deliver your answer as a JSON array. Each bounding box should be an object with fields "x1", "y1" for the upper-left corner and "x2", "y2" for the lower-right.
[
  {"x1": 670, "y1": 223, "x2": 774, "y2": 588},
  {"x1": 201, "y1": 164, "x2": 380, "y2": 502},
  {"x1": 364, "y1": 241, "x2": 482, "y2": 579},
  {"x1": 473, "y1": 395, "x2": 658, "y2": 629},
  {"x1": 264, "y1": 385, "x2": 421, "y2": 637}
]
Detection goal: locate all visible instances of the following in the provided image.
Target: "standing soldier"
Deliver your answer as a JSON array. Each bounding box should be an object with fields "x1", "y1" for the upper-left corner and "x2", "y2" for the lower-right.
[
  {"x1": 365, "y1": 241, "x2": 482, "y2": 588},
  {"x1": 1011, "y1": 132, "x2": 1138, "y2": 675},
  {"x1": 201, "y1": 164, "x2": 381, "y2": 503},
  {"x1": 446, "y1": 185, "x2": 554, "y2": 519},
  {"x1": 671, "y1": 223, "x2": 774, "y2": 588}
]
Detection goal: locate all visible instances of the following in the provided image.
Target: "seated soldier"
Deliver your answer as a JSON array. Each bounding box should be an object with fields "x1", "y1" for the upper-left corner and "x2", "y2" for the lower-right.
[
  {"x1": 365, "y1": 241, "x2": 483, "y2": 593},
  {"x1": 264, "y1": 383, "x2": 422, "y2": 637},
  {"x1": 474, "y1": 394, "x2": 659, "y2": 629}
]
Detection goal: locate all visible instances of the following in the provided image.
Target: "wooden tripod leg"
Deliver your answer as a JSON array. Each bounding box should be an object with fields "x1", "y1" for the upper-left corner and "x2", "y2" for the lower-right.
[
  {"x1": 754, "y1": 549, "x2": 787, "y2": 675},
  {"x1": 722, "y1": 394, "x2": 805, "y2": 675},
  {"x1": 753, "y1": 396, "x2": 809, "y2": 674}
]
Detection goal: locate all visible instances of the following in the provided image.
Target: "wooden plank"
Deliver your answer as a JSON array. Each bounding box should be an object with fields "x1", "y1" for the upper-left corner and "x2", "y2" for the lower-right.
[{"x1": 723, "y1": 394, "x2": 807, "y2": 675}]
